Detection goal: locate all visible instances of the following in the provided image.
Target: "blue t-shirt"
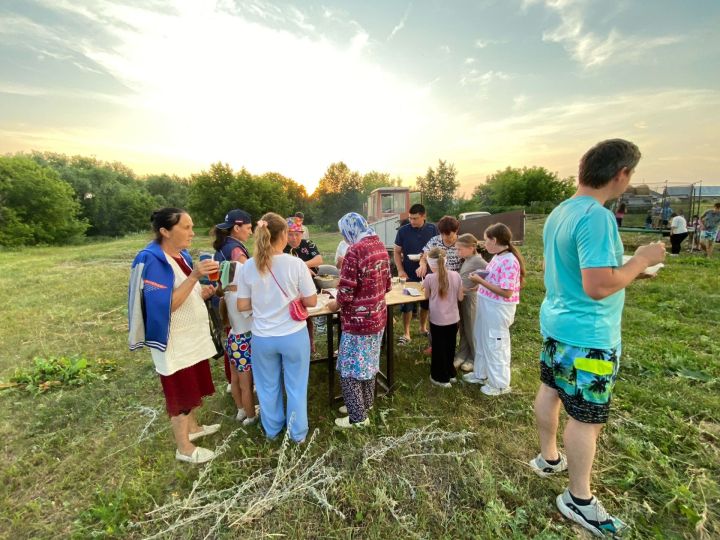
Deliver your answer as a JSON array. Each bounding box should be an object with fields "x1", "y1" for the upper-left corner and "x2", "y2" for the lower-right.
[
  {"x1": 394, "y1": 222, "x2": 439, "y2": 281},
  {"x1": 540, "y1": 196, "x2": 625, "y2": 349}
]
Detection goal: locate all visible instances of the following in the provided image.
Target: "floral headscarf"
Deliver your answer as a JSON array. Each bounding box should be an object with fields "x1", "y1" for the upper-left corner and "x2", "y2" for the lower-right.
[
  {"x1": 286, "y1": 217, "x2": 304, "y2": 233},
  {"x1": 338, "y1": 212, "x2": 376, "y2": 245}
]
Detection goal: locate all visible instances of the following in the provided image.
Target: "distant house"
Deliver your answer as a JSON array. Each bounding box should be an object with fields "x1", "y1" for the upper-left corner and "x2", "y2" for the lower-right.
[{"x1": 664, "y1": 185, "x2": 720, "y2": 201}]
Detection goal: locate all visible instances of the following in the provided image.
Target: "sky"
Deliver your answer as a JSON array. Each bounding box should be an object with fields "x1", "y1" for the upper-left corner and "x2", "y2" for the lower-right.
[{"x1": 1, "y1": 0, "x2": 719, "y2": 194}]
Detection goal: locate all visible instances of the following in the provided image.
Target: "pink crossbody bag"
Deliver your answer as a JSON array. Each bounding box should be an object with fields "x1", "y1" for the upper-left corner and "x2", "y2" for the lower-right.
[{"x1": 269, "y1": 269, "x2": 309, "y2": 321}]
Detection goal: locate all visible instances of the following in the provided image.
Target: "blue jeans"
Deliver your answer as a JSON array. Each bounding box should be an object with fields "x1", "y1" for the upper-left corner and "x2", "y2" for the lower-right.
[{"x1": 251, "y1": 328, "x2": 310, "y2": 442}]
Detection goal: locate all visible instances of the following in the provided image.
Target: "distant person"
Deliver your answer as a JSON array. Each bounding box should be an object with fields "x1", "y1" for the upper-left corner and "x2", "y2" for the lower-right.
[
  {"x1": 529, "y1": 139, "x2": 665, "y2": 537},
  {"x1": 464, "y1": 223, "x2": 524, "y2": 396},
  {"x1": 327, "y1": 213, "x2": 391, "y2": 428},
  {"x1": 212, "y1": 209, "x2": 252, "y2": 400},
  {"x1": 614, "y1": 202, "x2": 626, "y2": 227},
  {"x1": 700, "y1": 203, "x2": 720, "y2": 258},
  {"x1": 128, "y1": 208, "x2": 221, "y2": 464},
  {"x1": 454, "y1": 233, "x2": 487, "y2": 373},
  {"x1": 236, "y1": 213, "x2": 317, "y2": 443},
  {"x1": 661, "y1": 203, "x2": 673, "y2": 228},
  {"x1": 393, "y1": 204, "x2": 438, "y2": 345},
  {"x1": 651, "y1": 204, "x2": 662, "y2": 229},
  {"x1": 644, "y1": 209, "x2": 653, "y2": 229},
  {"x1": 669, "y1": 210, "x2": 688, "y2": 256},
  {"x1": 423, "y1": 248, "x2": 464, "y2": 388},
  {"x1": 689, "y1": 214, "x2": 702, "y2": 250}
]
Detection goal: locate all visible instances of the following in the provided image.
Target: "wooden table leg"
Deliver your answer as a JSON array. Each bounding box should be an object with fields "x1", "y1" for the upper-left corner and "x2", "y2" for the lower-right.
[
  {"x1": 386, "y1": 305, "x2": 394, "y2": 394},
  {"x1": 327, "y1": 313, "x2": 334, "y2": 406}
]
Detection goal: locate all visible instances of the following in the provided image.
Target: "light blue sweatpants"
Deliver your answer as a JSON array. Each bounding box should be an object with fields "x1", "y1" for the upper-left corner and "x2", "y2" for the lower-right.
[{"x1": 251, "y1": 328, "x2": 310, "y2": 442}]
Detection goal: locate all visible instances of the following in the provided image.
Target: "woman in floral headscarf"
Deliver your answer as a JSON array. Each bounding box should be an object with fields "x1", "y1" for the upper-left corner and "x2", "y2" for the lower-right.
[{"x1": 327, "y1": 213, "x2": 391, "y2": 428}]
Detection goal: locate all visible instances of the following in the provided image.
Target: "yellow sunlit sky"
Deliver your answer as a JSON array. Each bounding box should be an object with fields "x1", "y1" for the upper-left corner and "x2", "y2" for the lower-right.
[{"x1": 1, "y1": 0, "x2": 719, "y2": 194}]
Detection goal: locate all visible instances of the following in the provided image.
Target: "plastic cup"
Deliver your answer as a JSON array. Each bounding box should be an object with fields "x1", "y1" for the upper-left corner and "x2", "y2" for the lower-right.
[{"x1": 199, "y1": 252, "x2": 220, "y2": 281}]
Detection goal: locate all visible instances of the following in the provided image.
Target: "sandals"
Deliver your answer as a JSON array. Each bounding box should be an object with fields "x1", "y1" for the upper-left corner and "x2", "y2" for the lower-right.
[{"x1": 397, "y1": 336, "x2": 411, "y2": 345}]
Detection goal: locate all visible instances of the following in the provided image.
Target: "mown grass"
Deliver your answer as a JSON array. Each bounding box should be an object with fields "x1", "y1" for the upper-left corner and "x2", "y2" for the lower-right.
[{"x1": 0, "y1": 220, "x2": 718, "y2": 539}]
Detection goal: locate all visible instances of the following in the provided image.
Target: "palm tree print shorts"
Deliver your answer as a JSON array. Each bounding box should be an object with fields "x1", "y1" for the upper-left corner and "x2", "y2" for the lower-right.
[{"x1": 539, "y1": 336, "x2": 621, "y2": 424}]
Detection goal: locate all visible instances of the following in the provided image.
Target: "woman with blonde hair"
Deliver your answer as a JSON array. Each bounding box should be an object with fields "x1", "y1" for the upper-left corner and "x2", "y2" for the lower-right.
[
  {"x1": 236, "y1": 213, "x2": 317, "y2": 442},
  {"x1": 454, "y1": 233, "x2": 488, "y2": 372},
  {"x1": 423, "y1": 248, "x2": 464, "y2": 387}
]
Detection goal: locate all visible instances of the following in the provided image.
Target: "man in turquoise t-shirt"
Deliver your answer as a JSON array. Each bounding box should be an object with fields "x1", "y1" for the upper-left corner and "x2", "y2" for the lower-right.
[{"x1": 528, "y1": 139, "x2": 666, "y2": 537}]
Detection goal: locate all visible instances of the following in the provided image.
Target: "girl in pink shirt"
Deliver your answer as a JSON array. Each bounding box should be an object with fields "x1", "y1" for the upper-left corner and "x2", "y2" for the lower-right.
[
  {"x1": 423, "y1": 248, "x2": 464, "y2": 387},
  {"x1": 465, "y1": 223, "x2": 525, "y2": 396}
]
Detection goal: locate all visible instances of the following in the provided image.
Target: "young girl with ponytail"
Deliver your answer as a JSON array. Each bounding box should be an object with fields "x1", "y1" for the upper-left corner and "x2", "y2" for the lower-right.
[
  {"x1": 465, "y1": 223, "x2": 525, "y2": 396},
  {"x1": 423, "y1": 248, "x2": 464, "y2": 388},
  {"x1": 236, "y1": 212, "x2": 317, "y2": 443}
]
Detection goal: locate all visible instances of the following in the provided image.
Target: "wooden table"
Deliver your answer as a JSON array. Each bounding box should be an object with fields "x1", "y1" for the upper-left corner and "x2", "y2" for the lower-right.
[{"x1": 308, "y1": 283, "x2": 427, "y2": 406}]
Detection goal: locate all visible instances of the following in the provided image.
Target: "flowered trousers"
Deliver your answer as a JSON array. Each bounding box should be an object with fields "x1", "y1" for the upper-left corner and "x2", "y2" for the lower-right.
[{"x1": 340, "y1": 378, "x2": 375, "y2": 423}]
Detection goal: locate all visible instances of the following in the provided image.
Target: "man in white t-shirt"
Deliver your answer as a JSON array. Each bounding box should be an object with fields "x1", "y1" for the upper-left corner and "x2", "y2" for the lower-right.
[{"x1": 670, "y1": 210, "x2": 688, "y2": 256}]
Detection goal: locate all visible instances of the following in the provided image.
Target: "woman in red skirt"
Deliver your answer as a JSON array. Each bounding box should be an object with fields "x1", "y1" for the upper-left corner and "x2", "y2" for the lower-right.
[{"x1": 128, "y1": 208, "x2": 221, "y2": 464}]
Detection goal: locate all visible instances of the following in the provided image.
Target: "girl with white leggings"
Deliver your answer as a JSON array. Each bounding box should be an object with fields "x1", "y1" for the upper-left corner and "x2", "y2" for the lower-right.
[{"x1": 464, "y1": 223, "x2": 525, "y2": 396}]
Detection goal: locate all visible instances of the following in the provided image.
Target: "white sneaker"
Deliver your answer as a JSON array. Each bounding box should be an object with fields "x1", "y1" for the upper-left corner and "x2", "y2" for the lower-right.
[
  {"x1": 188, "y1": 424, "x2": 221, "y2": 442},
  {"x1": 449, "y1": 377, "x2": 458, "y2": 383},
  {"x1": 529, "y1": 452, "x2": 568, "y2": 477},
  {"x1": 556, "y1": 489, "x2": 628, "y2": 537},
  {"x1": 242, "y1": 416, "x2": 258, "y2": 426},
  {"x1": 334, "y1": 416, "x2": 370, "y2": 428},
  {"x1": 480, "y1": 384, "x2": 511, "y2": 396},
  {"x1": 235, "y1": 409, "x2": 247, "y2": 422},
  {"x1": 430, "y1": 377, "x2": 452, "y2": 388},
  {"x1": 176, "y1": 446, "x2": 215, "y2": 464},
  {"x1": 226, "y1": 383, "x2": 232, "y2": 393},
  {"x1": 463, "y1": 373, "x2": 485, "y2": 384},
  {"x1": 338, "y1": 405, "x2": 348, "y2": 415}
]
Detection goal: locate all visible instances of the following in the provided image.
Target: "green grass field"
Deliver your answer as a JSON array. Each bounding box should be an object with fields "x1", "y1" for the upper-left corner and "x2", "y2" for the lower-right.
[{"x1": 0, "y1": 220, "x2": 718, "y2": 539}]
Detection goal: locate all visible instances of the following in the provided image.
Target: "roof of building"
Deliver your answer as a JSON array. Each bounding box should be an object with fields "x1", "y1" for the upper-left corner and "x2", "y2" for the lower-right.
[{"x1": 665, "y1": 185, "x2": 720, "y2": 197}]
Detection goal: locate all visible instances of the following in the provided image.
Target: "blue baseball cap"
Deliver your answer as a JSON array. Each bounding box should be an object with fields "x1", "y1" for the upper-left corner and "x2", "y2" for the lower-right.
[{"x1": 216, "y1": 209, "x2": 252, "y2": 230}]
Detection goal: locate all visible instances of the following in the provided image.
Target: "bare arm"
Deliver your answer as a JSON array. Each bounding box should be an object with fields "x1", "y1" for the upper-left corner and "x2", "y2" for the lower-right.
[
  {"x1": 469, "y1": 274, "x2": 513, "y2": 299},
  {"x1": 393, "y1": 245, "x2": 407, "y2": 278},
  {"x1": 301, "y1": 293, "x2": 318, "y2": 307},
  {"x1": 171, "y1": 259, "x2": 218, "y2": 312},
  {"x1": 237, "y1": 297, "x2": 252, "y2": 312},
  {"x1": 581, "y1": 242, "x2": 666, "y2": 300}
]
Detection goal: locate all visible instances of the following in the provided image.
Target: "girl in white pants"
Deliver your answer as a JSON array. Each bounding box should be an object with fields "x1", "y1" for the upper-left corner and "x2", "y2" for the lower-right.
[{"x1": 464, "y1": 223, "x2": 525, "y2": 396}]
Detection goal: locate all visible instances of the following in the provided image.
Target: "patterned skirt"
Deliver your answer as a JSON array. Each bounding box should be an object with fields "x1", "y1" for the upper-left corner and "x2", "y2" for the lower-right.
[{"x1": 336, "y1": 331, "x2": 383, "y2": 380}]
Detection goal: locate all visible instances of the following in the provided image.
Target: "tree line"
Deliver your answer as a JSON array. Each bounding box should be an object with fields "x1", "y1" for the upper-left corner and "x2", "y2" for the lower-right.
[{"x1": 0, "y1": 152, "x2": 575, "y2": 247}]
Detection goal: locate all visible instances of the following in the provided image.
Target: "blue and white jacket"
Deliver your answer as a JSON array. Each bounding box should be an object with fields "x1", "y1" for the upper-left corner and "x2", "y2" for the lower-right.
[{"x1": 128, "y1": 241, "x2": 193, "y2": 352}]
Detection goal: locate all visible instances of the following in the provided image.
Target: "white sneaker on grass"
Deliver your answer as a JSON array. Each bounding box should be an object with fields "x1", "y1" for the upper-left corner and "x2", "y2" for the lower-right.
[
  {"x1": 236, "y1": 409, "x2": 247, "y2": 422},
  {"x1": 480, "y1": 384, "x2": 511, "y2": 396},
  {"x1": 556, "y1": 489, "x2": 628, "y2": 537},
  {"x1": 529, "y1": 452, "x2": 568, "y2": 477},
  {"x1": 188, "y1": 424, "x2": 221, "y2": 442},
  {"x1": 242, "y1": 416, "x2": 258, "y2": 426},
  {"x1": 429, "y1": 377, "x2": 452, "y2": 388},
  {"x1": 338, "y1": 405, "x2": 348, "y2": 415},
  {"x1": 462, "y1": 373, "x2": 485, "y2": 384},
  {"x1": 176, "y1": 447, "x2": 215, "y2": 464},
  {"x1": 334, "y1": 416, "x2": 370, "y2": 428}
]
